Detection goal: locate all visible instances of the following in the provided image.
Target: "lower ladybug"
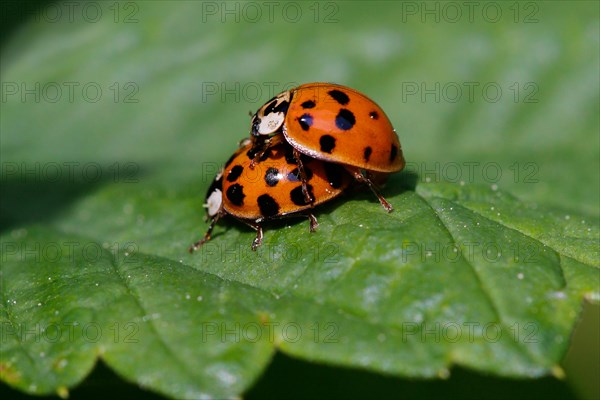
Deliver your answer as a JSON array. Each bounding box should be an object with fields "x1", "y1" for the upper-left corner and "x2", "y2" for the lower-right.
[{"x1": 189, "y1": 139, "x2": 351, "y2": 252}]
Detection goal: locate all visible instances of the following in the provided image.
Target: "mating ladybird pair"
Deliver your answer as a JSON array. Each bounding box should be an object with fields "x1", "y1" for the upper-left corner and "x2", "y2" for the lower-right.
[{"x1": 190, "y1": 82, "x2": 405, "y2": 252}]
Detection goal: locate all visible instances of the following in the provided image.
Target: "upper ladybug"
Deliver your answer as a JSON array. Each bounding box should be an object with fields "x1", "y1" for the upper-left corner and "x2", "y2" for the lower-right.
[
  {"x1": 250, "y1": 82, "x2": 405, "y2": 172},
  {"x1": 249, "y1": 82, "x2": 405, "y2": 211}
]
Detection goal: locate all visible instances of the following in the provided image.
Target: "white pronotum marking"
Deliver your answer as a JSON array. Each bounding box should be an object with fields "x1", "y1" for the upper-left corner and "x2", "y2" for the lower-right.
[
  {"x1": 258, "y1": 112, "x2": 284, "y2": 134},
  {"x1": 204, "y1": 189, "x2": 222, "y2": 217}
]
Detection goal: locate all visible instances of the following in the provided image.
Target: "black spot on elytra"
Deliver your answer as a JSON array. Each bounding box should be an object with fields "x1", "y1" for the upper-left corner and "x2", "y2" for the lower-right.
[
  {"x1": 324, "y1": 163, "x2": 344, "y2": 189},
  {"x1": 226, "y1": 165, "x2": 243, "y2": 182},
  {"x1": 301, "y1": 100, "x2": 316, "y2": 109},
  {"x1": 328, "y1": 89, "x2": 350, "y2": 105},
  {"x1": 369, "y1": 111, "x2": 379, "y2": 120},
  {"x1": 363, "y1": 146, "x2": 372, "y2": 162},
  {"x1": 226, "y1": 183, "x2": 245, "y2": 206},
  {"x1": 290, "y1": 185, "x2": 314, "y2": 206},
  {"x1": 264, "y1": 167, "x2": 280, "y2": 187},
  {"x1": 298, "y1": 113, "x2": 313, "y2": 131},
  {"x1": 257, "y1": 194, "x2": 280, "y2": 217},
  {"x1": 284, "y1": 147, "x2": 298, "y2": 164},
  {"x1": 335, "y1": 109, "x2": 356, "y2": 131},
  {"x1": 319, "y1": 135, "x2": 336, "y2": 153},
  {"x1": 390, "y1": 144, "x2": 398, "y2": 163},
  {"x1": 288, "y1": 166, "x2": 313, "y2": 182}
]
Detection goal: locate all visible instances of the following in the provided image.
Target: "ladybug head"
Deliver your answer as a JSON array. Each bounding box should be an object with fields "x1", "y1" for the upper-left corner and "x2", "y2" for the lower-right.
[{"x1": 250, "y1": 91, "x2": 291, "y2": 137}]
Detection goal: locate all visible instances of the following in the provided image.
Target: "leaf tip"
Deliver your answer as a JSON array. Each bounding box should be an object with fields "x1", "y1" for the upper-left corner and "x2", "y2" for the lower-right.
[
  {"x1": 551, "y1": 365, "x2": 565, "y2": 380},
  {"x1": 56, "y1": 385, "x2": 69, "y2": 398},
  {"x1": 584, "y1": 292, "x2": 600, "y2": 304},
  {"x1": 437, "y1": 368, "x2": 450, "y2": 379},
  {"x1": 0, "y1": 362, "x2": 21, "y2": 384}
]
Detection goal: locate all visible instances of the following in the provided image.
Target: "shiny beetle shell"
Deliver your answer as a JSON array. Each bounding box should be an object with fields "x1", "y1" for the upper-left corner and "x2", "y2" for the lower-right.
[
  {"x1": 251, "y1": 82, "x2": 405, "y2": 173},
  {"x1": 219, "y1": 140, "x2": 351, "y2": 220}
]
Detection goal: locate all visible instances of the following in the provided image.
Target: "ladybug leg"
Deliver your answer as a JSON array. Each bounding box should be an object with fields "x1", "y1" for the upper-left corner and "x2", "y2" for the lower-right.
[
  {"x1": 241, "y1": 221, "x2": 263, "y2": 251},
  {"x1": 189, "y1": 210, "x2": 225, "y2": 253},
  {"x1": 347, "y1": 167, "x2": 394, "y2": 213},
  {"x1": 229, "y1": 217, "x2": 264, "y2": 251},
  {"x1": 292, "y1": 148, "x2": 315, "y2": 204},
  {"x1": 306, "y1": 213, "x2": 319, "y2": 232},
  {"x1": 252, "y1": 226, "x2": 264, "y2": 250},
  {"x1": 249, "y1": 145, "x2": 269, "y2": 169}
]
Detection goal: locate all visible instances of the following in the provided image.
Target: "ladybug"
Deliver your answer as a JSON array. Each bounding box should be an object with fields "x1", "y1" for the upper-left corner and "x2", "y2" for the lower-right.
[
  {"x1": 189, "y1": 139, "x2": 351, "y2": 252},
  {"x1": 249, "y1": 82, "x2": 405, "y2": 212}
]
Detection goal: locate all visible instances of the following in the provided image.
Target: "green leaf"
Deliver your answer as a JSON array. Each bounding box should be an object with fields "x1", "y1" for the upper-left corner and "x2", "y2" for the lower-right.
[
  {"x1": 1, "y1": 1, "x2": 598, "y2": 399},
  {"x1": 2, "y1": 180, "x2": 597, "y2": 398}
]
